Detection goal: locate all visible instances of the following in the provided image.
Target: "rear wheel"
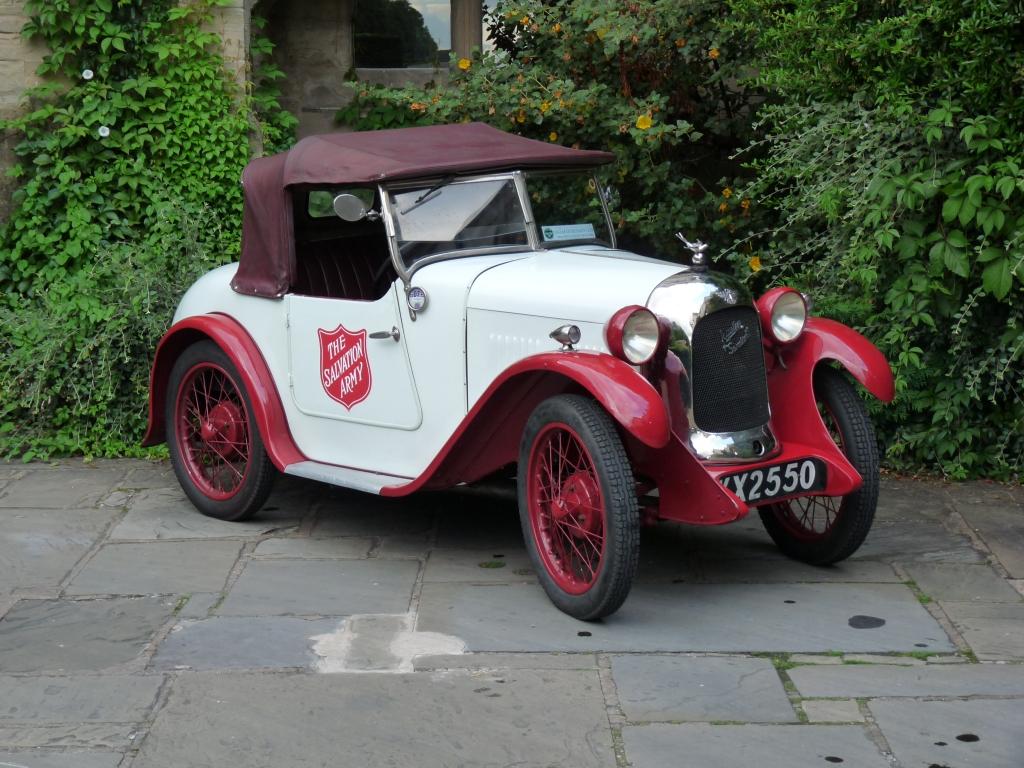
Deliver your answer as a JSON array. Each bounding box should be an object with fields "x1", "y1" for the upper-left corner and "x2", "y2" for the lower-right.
[
  {"x1": 517, "y1": 395, "x2": 639, "y2": 620},
  {"x1": 758, "y1": 368, "x2": 879, "y2": 564},
  {"x1": 166, "y1": 341, "x2": 276, "y2": 521}
]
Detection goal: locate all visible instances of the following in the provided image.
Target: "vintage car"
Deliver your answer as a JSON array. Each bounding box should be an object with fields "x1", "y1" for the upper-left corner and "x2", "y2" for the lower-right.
[{"x1": 144, "y1": 123, "x2": 894, "y2": 620}]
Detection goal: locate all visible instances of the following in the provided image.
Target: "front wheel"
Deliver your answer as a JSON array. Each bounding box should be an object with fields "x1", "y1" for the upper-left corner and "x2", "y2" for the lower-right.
[
  {"x1": 166, "y1": 340, "x2": 276, "y2": 521},
  {"x1": 758, "y1": 367, "x2": 880, "y2": 565},
  {"x1": 517, "y1": 395, "x2": 639, "y2": 620}
]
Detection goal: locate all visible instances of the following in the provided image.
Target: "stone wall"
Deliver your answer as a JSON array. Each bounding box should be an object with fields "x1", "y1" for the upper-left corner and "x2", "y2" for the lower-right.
[{"x1": 0, "y1": 0, "x2": 43, "y2": 222}]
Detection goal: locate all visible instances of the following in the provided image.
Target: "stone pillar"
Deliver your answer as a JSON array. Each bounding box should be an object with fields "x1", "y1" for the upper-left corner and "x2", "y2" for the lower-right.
[
  {"x1": 451, "y1": 0, "x2": 482, "y2": 60},
  {"x1": 0, "y1": 0, "x2": 44, "y2": 223},
  {"x1": 210, "y1": 0, "x2": 251, "y2": 86}
]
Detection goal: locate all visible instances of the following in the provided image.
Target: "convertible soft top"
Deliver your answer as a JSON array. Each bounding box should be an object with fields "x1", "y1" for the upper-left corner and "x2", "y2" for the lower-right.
[{"x1": 232, "y1": 123, "x2": 615, "y2": 298}]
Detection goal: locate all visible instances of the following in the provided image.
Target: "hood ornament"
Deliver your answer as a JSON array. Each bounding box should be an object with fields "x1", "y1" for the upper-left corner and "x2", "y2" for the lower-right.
[{"x1": 676, "y1": 232, "x2": 708, "y2": 267}]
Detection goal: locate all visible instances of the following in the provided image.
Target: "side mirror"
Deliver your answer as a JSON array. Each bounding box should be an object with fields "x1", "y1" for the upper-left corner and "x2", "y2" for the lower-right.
[{"x1": 333, "y1": 193, "x2": 369, "y2": 222}]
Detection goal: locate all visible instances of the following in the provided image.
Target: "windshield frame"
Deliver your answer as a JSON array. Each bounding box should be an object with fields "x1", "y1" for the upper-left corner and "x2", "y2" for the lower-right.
[
  {"x1": 379, "y1": 167, "x2": 616, "y2": 286},
  {"x1": 525, "y1": 168, "x2": 618, "y2": 252},
  {"x1": 380, "y1": 171, "x2": 538, "y2": 284}
]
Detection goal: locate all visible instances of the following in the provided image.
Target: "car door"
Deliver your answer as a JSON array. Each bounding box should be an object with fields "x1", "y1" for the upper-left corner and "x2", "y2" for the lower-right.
[{"x1": 286, "y1": 286, "x2": 422, "y2": 433}]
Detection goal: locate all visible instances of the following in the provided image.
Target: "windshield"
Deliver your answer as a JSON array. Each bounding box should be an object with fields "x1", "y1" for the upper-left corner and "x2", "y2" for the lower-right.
[
  {"x1": 526, "y1": 172, "x2": 612, "y2": 248},
  {"x1": 386, "y1": 171, "x2": 613, "y2": 269},
  {"x1": 388, "y1": 177, "x2": 530, "y2": 267}
]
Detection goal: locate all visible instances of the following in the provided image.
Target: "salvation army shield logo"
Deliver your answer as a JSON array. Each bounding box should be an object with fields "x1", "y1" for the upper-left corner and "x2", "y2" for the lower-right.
[{"x1": 318, "y1": 324, "x2": 372, "y2": 410}]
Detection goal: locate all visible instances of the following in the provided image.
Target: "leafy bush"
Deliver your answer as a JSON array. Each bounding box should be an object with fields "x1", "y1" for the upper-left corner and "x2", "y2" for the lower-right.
[
  {"x1": 338, "y1": 0, "x2": 757, "y2": 255},
  {"x1": 0, "y1": 203, "x2": 227, "y2": 458},
  {"x1": 0, "y1": 0, "x2": 252, "y2": 292},
  {"x1": 723, "y1": 0, "x2": 1024, "y2": 479},
  {"x1": 0, "y1": 0, "x2": 295, "y2": 459}
]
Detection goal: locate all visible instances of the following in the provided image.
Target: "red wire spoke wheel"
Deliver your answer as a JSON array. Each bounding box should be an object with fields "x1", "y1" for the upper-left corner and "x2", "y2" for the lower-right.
[
  {"x1": 518, "y1": 395, "x2": 639, "y2": 620},
  {"x1": 166, "y1": 341, "x2": 276, "y2": 521},
  {"x1": 528, "y1": 423, "x2": 607, "y2": 594},
  {"x1": 759, "y1": 368, "x2": 880, "y2": 565}
]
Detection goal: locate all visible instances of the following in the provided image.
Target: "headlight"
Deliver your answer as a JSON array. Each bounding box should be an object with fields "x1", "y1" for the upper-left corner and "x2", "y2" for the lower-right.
[
  {"x1": 606, "y1": 305, "x2": 662, "y2": 364},
  {"x1": 757, "y1": 287, "x2": 807, "y2": 344}
]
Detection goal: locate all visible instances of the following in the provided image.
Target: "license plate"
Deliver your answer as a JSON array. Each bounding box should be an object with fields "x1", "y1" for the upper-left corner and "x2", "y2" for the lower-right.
[{"x1": 721, "y1": 458, "x2": 827, "y2": 504}]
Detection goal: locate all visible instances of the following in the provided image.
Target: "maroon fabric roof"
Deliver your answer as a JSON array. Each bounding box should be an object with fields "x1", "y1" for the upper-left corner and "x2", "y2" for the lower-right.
[{"x1": 231, "y1": 123, "x2": 615, "y2": 298}]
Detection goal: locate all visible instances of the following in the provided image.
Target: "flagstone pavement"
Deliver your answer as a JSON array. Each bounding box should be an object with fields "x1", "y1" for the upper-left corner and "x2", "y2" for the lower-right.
[{"x1": 0, "y1": 459, "x2": 1022, "y2": 767}]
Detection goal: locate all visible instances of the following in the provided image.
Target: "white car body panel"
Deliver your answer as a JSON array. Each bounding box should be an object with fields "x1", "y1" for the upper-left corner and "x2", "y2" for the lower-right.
[{"x1": 171, "y1": 248, "x2": 681, "y2": 484}]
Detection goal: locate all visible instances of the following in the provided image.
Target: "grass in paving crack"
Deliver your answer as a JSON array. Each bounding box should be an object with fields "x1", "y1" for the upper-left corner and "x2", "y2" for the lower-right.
[
  {"x1": 478, "y1": 561, "x2": 506, "y2": 569},
  {"x1": 903, "y1": 578, "x2": 933, "y2": 605}
]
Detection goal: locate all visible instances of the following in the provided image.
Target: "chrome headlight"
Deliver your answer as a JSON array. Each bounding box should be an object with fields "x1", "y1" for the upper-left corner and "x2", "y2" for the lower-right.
[
  {"x1": 606, "y1": 305, "x2": 662, "y2": 364},
  {"x1": 757, "y1": 287, "x2": 807, "y2": 344}
]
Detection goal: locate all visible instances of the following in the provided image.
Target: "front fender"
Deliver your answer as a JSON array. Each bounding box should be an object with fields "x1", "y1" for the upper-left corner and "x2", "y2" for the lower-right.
[
  {"x1": 791, "y1": 318, "x2": 895, "y2": 403},
  {"x1": 382, "y1": 351, "x2": 670, "y2": 496},
  {"x1": 142, "y1": 313, "x2": 305, "y2": 470}
]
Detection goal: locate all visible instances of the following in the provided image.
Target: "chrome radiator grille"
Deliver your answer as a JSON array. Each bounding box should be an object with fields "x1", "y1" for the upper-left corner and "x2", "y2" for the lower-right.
[{"x1": 690, "y1": 306, "x2": 771, "y2": 433}]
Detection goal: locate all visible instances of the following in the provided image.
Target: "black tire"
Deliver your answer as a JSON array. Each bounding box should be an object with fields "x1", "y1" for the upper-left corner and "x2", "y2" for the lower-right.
[
  {"x1": 758, "y1": 367, "x2": 879, "y2": 565},
  {"x1": 517, "y1": 394, "x2": 640, "y2": 620},
  {"x1": 166, "y1": 340, "x2": 276, "y2": 521}
]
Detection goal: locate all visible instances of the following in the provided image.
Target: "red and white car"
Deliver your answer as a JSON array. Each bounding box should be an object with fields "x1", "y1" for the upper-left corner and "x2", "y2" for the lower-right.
[{"x1": 144, "y1": 123, "x2": 895, "y2": 620}]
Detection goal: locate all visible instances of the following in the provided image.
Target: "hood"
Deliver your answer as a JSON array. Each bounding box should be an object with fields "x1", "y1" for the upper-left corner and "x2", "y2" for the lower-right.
[{"x1": 466, "y1": 247, "x2": 683, "y2": 323}]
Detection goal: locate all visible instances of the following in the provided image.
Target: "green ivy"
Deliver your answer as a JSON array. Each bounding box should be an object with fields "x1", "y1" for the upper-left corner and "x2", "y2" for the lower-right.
[{"x1": 0, "y1": 0, "x2": 296, "y2": 458}]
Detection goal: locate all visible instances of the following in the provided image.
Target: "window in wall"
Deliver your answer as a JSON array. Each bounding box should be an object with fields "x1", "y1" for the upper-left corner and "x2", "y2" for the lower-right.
[{"x1": 353, "y1": 0, "x2": 450, "y2": 67}]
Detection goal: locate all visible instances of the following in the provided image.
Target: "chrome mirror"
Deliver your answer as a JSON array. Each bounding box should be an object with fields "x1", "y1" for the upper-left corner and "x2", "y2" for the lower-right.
[{"x1": 333, "y1": 193, "x2": 370, "y2": 222}]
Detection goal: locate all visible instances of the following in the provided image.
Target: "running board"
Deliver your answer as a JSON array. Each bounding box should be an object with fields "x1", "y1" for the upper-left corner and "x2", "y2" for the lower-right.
[{"x1": 283, "y1": 461, "x2": 410, "y2": 495}]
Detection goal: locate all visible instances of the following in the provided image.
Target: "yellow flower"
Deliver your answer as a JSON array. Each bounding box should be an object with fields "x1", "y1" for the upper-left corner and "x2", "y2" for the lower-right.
[
  {"x1": 552, "y1": 23, "x2": 562, "y2": 33},
  {"x1": 718, "y1": 202, "x2": 729, "y2": 213},
  {"x1": 740, "y1": 198, "x2": 751, "y2": 210},
  {"x1": 549, "y1": 131, "x2": 558, "y2": 142},
  {"x1": 709, "y1": 47, "x2": 720, "y2": 60},
  {"x1": 635, "y1": 114, "x2": 653, "y2": 130},
  {"x1": 596, "y1": 27, "x2": 608, "y2": 39},
  {"x1": 722, "y1": 187, "x2": 733, "y2": 198},
  {"x1": 540, "y1": 101, "x2": 551, "y2": 113},
  {"x1": 748, "y1": 255, "x2": 762, "y2": 272},
  {"x1": 457, "y1": 58, "x2": 472, "y2": 71},
  {"x1": 520, "y1": 15, "x2": 530, "y2": 24},
  {"x1": 516, "y1": 111, "x2": 526, "y2": 124}
]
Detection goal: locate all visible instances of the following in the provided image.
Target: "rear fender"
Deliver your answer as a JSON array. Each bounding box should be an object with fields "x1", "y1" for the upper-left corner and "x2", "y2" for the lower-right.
[
  {"x1": 382, "y1": 351, "x2": 670, "y2": 496},
  {"x1": 142, "y1": 314, "x2": 305, "y2": 470}
]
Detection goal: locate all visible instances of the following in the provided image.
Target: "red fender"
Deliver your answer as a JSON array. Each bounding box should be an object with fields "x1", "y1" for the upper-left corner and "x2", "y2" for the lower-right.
[
  {"x1": 786, "y1": 317, "x2": 896, "y2": 403},
  {"x1": 142, "y1": 314, "x2": 305, "y2": 470},
  {"x1": 382, "y1": 351, "x2": 670, "y2": 496}
]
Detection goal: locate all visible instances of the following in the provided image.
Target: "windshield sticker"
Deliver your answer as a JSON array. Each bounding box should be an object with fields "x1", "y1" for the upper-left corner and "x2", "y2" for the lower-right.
[
  {"x1": 541, "y1": 223, "x2": 596, "y2": 242},
  {"x1": 318, "y1": 324, "x2": 372, "y2": 410}
]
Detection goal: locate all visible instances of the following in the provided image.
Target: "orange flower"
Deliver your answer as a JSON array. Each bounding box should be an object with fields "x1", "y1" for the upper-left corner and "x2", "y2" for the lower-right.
[
  {"x1": 718, "y1": 202, "x2": 729, "y2": 213},
  {"x1": 549, "y1": 131, "x2": 558, "y2": 142},
  {"x1": 675, "y1": 38, "x2": 687, "y2": 48},
  {"x1": 552, "y1": 22, "x2": 562, "y2": 33},
  {"x1": 748, "y1": 255, "x2": 762, "y2": 272},
  {"x1": 410, "y1": 102, "x2": 427, "y2": 112},
  {"x1": 722, "y1": 187, "x2": 733, "y2": 198},
  {"x1": 740, "y1": 198, "x2": 751, "y2": 210},
  {"x1": 520, "y1": 15, "x2": 530, "y2": 24},
  {"x1": 709, "y1": 47, "x2": 720, "y2": 60},
  {"x1": 457, "y1": 57, "x2": 471, "y2": 71},
  {"x1": 635, "y1": 114, "x2": 653, "y2": 130}
]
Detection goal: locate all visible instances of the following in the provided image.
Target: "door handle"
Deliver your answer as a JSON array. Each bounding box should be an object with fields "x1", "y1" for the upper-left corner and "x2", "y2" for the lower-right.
[{"x1": 369, "y1": 326, "x2": 401, "y2": 342}]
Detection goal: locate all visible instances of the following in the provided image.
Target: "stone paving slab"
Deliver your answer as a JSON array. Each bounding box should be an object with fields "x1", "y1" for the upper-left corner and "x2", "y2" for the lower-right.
[
  {"x1": 852, "y1": 521, "x2": 984, "y2": 563},
  {"x1": 939, "y1": 600, "x2": 1024, "y2": 660},
  {"x1": 132, "y1": 670, "x2": 615, "y2": 768},
  {"x1": 109, "y1": 489, "x2": 300, "y2": 541},
  {"x1": 65, "y1": 540, "x2": 242, "y2": 596},
  {"x1": 870, "y1": 698, "x2": 1024, "y2": 768},
  {"x1": 610, "y1": 655, "x2": 797, "y2": 723},
  {"x1": 0, "y1": 751, "x2": 123, "y2": 768},
  {"x1": 417, "y1": 582, "x2": 954, "y2": 653},
  {"x1": 622, "y1": 724, "x2": 889, "y2": 768},
  {"x1": 0, "y1": 469, "x2": 125, "y2": 509},
  {"x1": 423, "y1": 549, "x2": 535, "y2": 583},
  {"x1": 216, "y1": 558, "x2": 419, "y2": 617},
  {"x1": 312, "y1": 491, "x2": 435, "y2": 537},
  {"x1": 699, "y1": 558, "x2": 898, "y2": 584},
  {"x1": 414, "y1": 652, "x2": 599, "y2": 670},
  {"x1": 433, "y1": 501, "x2": 525, "y2": 550},
  {"x1": 875, "y1": 478, "x2": 953, "y2": 522},
  {"x1": 0, "y1": 724, "x2": 137, "y2": 751},
  {"x1": 0, "y1": 597, "x2": 174, "y2": 672},
  {"x1": 902, "y1": 562, "x2": 1023, "y2": 602},
  {"x1": 152, "y1": 616, "x2": 340, "y2": 670},
  {"x1": 801, "y1": 699, "x2": 863, "y2": 723},
  {"x1": 788, "y1": 662, "x2": 1024, "y2": 697},
  {"x1": 251, "y1": 537, "x2": 373, "y2": 559},
  {"x1": 0, "y1": 674, "x2": 163, "y2": 722},
  {"x1": 958, "y1": 503, "x2": 1024, "y2": 578},
  {"x1": 0, "y1": 509, "x2": 116, "y2": 591}
]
